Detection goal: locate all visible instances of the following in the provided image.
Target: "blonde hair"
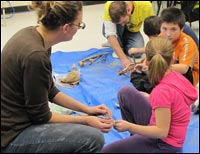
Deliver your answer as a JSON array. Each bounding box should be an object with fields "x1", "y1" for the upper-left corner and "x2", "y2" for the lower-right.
[
  {"x1": 29, "y1": 1, "x2": 83, "y2": 30},
  {"x1": 145, "y1": 37, "x2": 174, "y2": 86}
]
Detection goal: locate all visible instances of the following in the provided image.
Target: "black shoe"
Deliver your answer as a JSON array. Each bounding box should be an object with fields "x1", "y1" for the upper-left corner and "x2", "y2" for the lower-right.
[
  {"x1": 192, "y1": 104, "x2": 199, "y2": 114},
  {"x1": 133, "y1": 53, "x2": 143, "y2": 58}
]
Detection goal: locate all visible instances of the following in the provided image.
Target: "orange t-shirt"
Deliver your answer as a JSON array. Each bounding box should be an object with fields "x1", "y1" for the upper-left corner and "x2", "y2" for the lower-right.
[{"x1": 173, "y1": 32, "x2": 199, "y2": 86}]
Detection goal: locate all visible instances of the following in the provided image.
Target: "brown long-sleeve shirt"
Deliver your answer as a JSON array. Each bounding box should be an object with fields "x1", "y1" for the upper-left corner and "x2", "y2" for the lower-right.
[{"x1": 1, "y1": 26, "x2": 59, "y2": 147}]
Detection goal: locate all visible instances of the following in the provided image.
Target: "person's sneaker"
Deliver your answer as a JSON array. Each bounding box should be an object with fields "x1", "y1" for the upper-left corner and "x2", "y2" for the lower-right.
[
  {"x1": 112, "y1": 52, "x2": 119, "y2": 58},
  {"x1": 102, "y1": 41, "x2": 111, "y2": 47},
  {"x1": 115, "y1": 102, "x2": 120, "y2": 108},
  {"x1": 192, "y1": 104, "x2": 199, "y2": 114},
  {"x1": 133, "y1": 53, "x2": 143, "y2": 58}
]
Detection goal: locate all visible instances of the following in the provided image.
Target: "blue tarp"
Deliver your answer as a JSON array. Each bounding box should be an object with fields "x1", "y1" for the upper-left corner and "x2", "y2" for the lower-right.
[{"x1": 51, "y1": 48, "x2": 199, "y2": 153}]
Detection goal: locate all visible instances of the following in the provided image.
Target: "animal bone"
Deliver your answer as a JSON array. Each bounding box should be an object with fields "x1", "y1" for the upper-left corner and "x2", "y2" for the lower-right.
[
  {"x1": 60, "y1": 70, "x2": 80, "y2": 85},
  {"x1": 79, "y1": 52, "x2": 109, "y2": 67},
  {"x1": 118, "y1": 63, "x2": 135, "y2": 75}
]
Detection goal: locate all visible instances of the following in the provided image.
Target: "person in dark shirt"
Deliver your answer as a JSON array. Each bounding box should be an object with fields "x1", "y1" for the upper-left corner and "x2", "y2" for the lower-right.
[
  {"x1": 128, "y1": 15, "x2": 162, "y2": 56},
  {"x1": 1, "y1": 1, "x2": 114, "y2": 153}
]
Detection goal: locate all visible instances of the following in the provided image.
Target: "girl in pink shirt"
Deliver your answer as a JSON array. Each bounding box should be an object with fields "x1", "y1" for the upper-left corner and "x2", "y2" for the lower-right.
[{"x1": 101, "y1": 37, "x2": 198, "y2": 153}]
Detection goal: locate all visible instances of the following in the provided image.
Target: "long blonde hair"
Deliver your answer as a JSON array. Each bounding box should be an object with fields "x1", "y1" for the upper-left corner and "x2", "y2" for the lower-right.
[{"x1": 145, "y1": 37, "x2": 174, "y2": 86}]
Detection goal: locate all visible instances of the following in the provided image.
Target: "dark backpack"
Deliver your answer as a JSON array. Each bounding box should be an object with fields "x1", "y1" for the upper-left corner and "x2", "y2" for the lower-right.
[
  {"x1": 181, "y1": 1, "x2": 199, "y2": 26},
  {"x1": 130, "y1": 72, "x2": 154, "y2": 94}
]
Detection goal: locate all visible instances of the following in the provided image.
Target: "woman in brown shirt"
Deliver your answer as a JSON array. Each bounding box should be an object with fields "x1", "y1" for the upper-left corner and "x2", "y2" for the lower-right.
[{"x1": 1, "y1": 1, "x2": 114, "y2": 153}]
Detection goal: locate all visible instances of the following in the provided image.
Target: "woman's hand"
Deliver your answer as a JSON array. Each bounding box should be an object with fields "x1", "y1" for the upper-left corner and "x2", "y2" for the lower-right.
[
  {"x1": 87, "y1": 104, "x2": 113, "y2": 119},
  {"x1": 86, "y1": 116, "x2": 114, "y2": 133}
]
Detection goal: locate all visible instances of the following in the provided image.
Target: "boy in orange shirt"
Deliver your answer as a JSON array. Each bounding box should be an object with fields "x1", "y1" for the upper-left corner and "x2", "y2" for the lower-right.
[{"x1": 160, "y1": 7, "x2": 199, "y2": 86}]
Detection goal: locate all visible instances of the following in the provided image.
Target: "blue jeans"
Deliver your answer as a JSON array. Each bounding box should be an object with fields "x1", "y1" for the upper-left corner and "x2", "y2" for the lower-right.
[
  {"x1": 103, "y1": 24, "x2": 144, "y2": 58},
  {"x1": 1, "y1": 123, "x2": 104, "y2": 153}
]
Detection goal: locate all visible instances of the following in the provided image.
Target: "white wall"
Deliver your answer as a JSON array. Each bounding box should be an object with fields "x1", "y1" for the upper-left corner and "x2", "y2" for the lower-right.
[{"x1": 1, "y1": 1, "x2": 30, "y2": 8}]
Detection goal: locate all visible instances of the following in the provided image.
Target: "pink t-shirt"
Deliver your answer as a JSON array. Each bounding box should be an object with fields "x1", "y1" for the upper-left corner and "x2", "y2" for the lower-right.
[{"x1": 149, "y1": 71, "x2": 197, "y2": 147}]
